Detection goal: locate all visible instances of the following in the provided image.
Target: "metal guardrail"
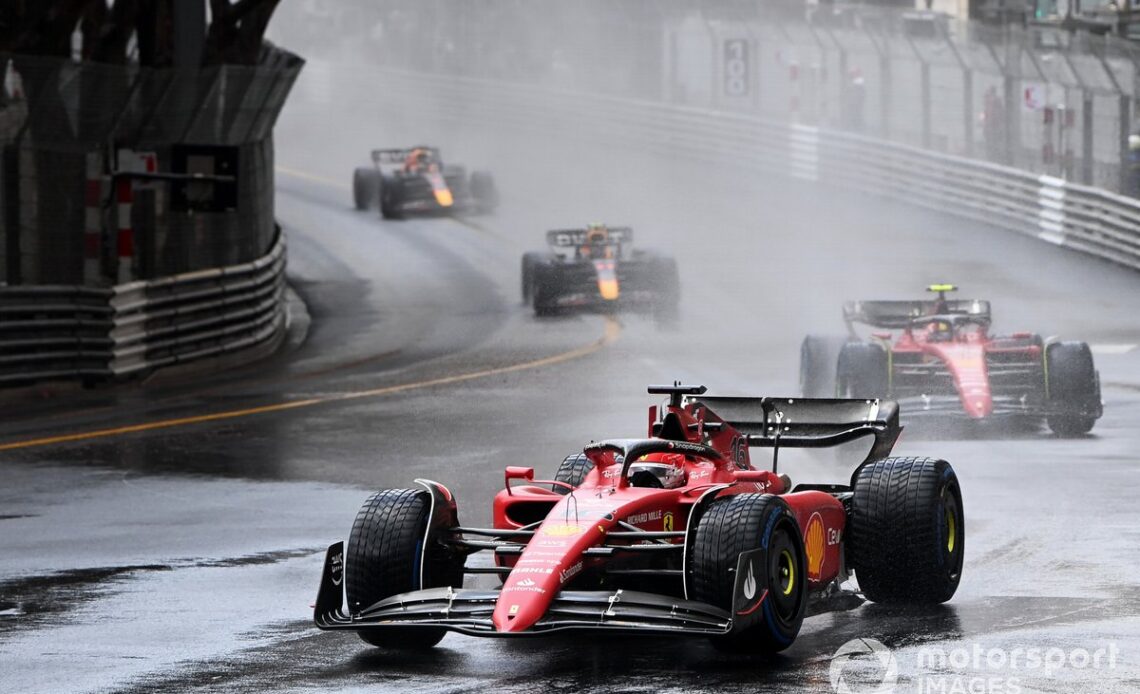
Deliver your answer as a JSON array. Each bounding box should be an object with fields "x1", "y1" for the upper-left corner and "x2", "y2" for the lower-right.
[
  {"x1": 313, "y1": 66, "x2": 1140, "y2": 274},
  {"x1": 0, "y1": 234, "x2": 286, "y2": 387}
]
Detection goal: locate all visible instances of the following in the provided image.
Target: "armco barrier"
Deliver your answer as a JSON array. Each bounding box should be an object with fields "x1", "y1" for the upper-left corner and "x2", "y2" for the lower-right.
[
  {"x1": 0, "y1": 233, "x2": 286, "y2": 387},
  {"x1": 315, "y1": 66, "x2": 1140, "y2": 272}
]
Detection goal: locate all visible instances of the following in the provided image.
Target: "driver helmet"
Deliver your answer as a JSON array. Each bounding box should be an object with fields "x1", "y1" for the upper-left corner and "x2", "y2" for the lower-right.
[
  {"x1": 927, "y1": 319, "x2": 954, "y2": 340},
  {"x1": 407, "y1": 148, "x2": 432, "y2": 170},
  {"x1": 627, "y1": 459, "x2": 686, "y2": 489},
  {"x1": 581, "y1": 223, "x2": 610, "y2": 259}
]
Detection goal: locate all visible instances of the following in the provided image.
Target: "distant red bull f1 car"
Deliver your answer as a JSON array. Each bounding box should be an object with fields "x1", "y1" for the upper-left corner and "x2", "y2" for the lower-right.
[
  {"x1": 521, "y1": 224, "x2": 679, "y2": 319},
  {"x1": 800, "y1": 285, "x2": 1102, "y2": 436},
  {"x1": 314, "y1": 384, "x2": 963, "y2": 654},
  {"x1": 352, "y1": 146, "x2": 496, "y2": 219}
]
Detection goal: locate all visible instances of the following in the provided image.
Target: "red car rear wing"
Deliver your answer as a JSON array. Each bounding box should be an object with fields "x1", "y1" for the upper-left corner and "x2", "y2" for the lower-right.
[
  {"x1": 843, "y1": 299, "x2": 991, "y2": 330},
  {"x1": 691, "y1": 396, "x2": 901, "y2": 464}
]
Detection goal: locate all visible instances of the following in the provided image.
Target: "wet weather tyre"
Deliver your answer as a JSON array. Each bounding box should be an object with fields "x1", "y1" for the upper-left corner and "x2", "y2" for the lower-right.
[
  {"x1": 837, "y1": 342, "x2": 889, "y2": 399},
  {"x1": 346, "y1": 488, "x2": 460, "y2": 649},
  {"x1": 521, "y1": 252, "x2": 549, "y2": 305},
  {"x1": 801, "y1": 335, "x2": 848, "y2": 397},
  {"x1": 848, "y1": 457, "x2": 963, "y2": 604},
  {"x1": 470, "y1": 170, "x2": 498, "y2": 212},
  {"x1": 688, "y1": 494, "x2": 807, "y2": 653},
  {"x1": 1045, "y1": 342, "x2": 1100, "y2": 437},
  {"x1": 378, "y1": 178, "x2": 401, "y2": 219},
  {"x1": 531, "y1": 265, "x2": 562, "y2": 317},
  {"x1": 552, "y1": 452, "x2": 593, "y2": 494},
  {"x1": 353, "y1": 168, "x2": 379, "y2": 210},
  {"x1": 652, "y1": 256, "x2": 681, "y2": 325}
]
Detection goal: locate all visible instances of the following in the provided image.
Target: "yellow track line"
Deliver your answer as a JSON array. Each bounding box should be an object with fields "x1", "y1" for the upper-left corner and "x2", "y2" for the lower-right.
[
  {"x1": 0, "y1": 318, "x2": 621, "y2": 452},
  {"x1": 277, "y1": 166, "x2": 348, "y2": 190}
]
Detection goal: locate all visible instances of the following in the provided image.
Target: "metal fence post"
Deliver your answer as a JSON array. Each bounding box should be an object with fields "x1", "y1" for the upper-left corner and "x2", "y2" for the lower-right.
[
  {"x1": 1120, "y1": 95, "x2": 1131, "y2": 193},
  {"x1": 3, "y1": 145, "x2": 17, "y2": 285},
  {"x1": 1082, "y1": 93, "x2": 1095, "y2": 184}
]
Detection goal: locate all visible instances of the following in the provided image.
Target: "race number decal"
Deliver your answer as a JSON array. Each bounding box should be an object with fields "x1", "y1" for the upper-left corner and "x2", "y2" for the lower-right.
[{"x1": 724, "y1": 39, "x2": 750, "y2": 97}]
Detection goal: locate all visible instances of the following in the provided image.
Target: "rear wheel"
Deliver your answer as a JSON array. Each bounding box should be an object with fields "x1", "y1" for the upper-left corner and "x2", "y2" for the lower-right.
[
  {"x1": 379, "y1": 177, "x2": 401, "y2": 219},
  {"x1": 848, "y1": 457, "x2": 963, "y2": 604},
  {"x1": 552, "y1": 452, "x2": 593, "y2": 494},
  {"x1": 837, "y1": 342, "x2": 889, "y2": 399},
  {"x1": 521, "y1": 252, "x2": 550, "y2": 305},
  {"x1": 532, "y1": 264, "x2": 563, "y2": 317},
  {"x1": 652, "y1": 256, "x2": 681, "y2": 326},
  {"x1": 688, "y1": 494, "x2": 807, "y2": 653},
  {"x1": 353, "y1": 168, "x2": 379, "y2": 210},
  {"x1": 346, "y1": 489, "x2": 463, "y2": 649},
  {"x1": 470, "y1": 170, "x2": 497, "y2": 212},
  {"x1": 800, "y1": 335, "x2": 848, "y2": 397},
  {"x1": 1045, "y1": 342, "x2": 1100, "y2": 437}
]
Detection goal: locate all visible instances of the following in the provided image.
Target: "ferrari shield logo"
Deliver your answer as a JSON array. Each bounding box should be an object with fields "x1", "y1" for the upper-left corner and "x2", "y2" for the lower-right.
[{"x1": 663, "y1": 512, "x2": 674, "y2": 532}]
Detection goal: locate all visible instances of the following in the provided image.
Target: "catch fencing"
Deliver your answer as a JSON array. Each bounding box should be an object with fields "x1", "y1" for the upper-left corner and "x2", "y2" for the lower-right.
[
  {"x1": 279, "y1": 1, "x2": 1140, "y2": 195},
  {"x1": 0, "y1": 231, "x2": 286, "y2": 386},
  {"x1": 295, "y1": 63, "x2": 1140, "y2": 274}
]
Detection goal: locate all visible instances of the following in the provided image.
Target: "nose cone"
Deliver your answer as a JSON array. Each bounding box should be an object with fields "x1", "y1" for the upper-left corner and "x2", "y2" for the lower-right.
[{"x1": 492, "y1": 566, "x2": 567, "y2": 633}]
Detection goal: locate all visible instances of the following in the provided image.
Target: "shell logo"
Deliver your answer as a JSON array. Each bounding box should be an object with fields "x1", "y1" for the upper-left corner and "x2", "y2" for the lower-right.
[
  {"x1": 542, "y1": 524, "x2": 584, "y2": 537},
  {"x1": 804, "y1": 512, "x2": 826, "y2": 581}
]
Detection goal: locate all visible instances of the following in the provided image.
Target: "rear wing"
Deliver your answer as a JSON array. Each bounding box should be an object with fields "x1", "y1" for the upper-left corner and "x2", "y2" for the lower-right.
[
  {"x1": 371, "y1": 146, "x2": 441, "y2": 165},
  {"x1": 843, "y1": 299, "x2": 991, "y2": 330},
  {"x1": 692, "y1": 395, "x2": 901, "y2": 463},
  {"x1": 546, "y1": 227, "x2": 633, "y2": 248}
]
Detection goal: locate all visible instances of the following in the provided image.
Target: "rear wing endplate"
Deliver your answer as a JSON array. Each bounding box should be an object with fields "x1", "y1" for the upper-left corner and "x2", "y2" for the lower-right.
[
  {"x1": 546, "y1": 227, "x2": 633, "y2": 248},
  {"x1": 692, "y1": 396, "x2": 901, "y2": 463}
]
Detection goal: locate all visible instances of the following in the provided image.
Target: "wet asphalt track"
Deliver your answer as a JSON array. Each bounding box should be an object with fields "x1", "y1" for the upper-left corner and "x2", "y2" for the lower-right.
[{"x1": 2, "y1": 77, "x2": 1140, "y2": 694}]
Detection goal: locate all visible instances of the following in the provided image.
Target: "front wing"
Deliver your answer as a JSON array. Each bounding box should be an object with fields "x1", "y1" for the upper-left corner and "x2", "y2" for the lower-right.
[{"x1": 314, "y1": 542, "x2": 758, "y2": 638}]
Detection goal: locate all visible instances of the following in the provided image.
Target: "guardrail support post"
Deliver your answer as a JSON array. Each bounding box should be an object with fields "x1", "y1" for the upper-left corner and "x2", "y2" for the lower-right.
[
  {"x1": 3, "y1": 145, "x2": 19, "y2": 285},
  {"x1": 962, "y1": 68, "x2": 974, "y2": 157},
  {"x1": 921, "y1": 59, "x2": 932, "y2": 149},
  {"x1": 1082, "y1": 94, "x2": 1094, "y2": 185},
  {"x1": 880, "y1": 53, "x2": 891, "y2": 139},
  {"x1": 1119, "y1": 94, "x2": 1131, "y2": 194}
]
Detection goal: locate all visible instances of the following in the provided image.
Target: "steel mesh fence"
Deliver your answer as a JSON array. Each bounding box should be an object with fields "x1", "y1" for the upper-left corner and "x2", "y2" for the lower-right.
[{"x1": 270, "y1": 2, "x2": 1140, "y2": 198}]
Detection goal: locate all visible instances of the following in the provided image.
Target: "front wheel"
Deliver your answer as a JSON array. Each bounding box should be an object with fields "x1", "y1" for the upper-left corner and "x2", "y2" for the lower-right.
[
  {"x1": 837, "y1": 342, "x2": 889, "y2": 399},
  {"x1": 848, "y1": 457, "x2": 963, "y2": 604},
  {"x1": 800, "y1": 335, "x2": 848, "y2": 397},
  {"x1": 353, "y1": 168, "x2": 379, "y2": 210},
  {"x1": 346, "y1": 488, "x2": 463, "y2": 649},
  {"x1": 1045, "y1": 342, "x2": 1101, "y2": 437},
  {"x1": 552, "y1": 452, "x2": 593, "y2": 493},
  {"x1": 688, "y1": 494, "x2": 807, "y2": 653}
]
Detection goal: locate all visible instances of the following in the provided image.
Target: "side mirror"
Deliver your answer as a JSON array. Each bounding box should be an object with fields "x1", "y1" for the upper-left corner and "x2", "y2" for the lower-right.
[
  {"x1": 504, "y1": 466, "x2": 535, "y2": 495},
  {"x1": 733, "y1": 470, "x2": 770, "y2": 483}
]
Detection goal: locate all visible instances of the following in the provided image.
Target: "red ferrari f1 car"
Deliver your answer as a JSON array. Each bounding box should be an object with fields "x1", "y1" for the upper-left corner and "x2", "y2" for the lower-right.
[
  {"x1": 315, "y1": 384, "x2": 963, "y2": 654},
  {"x1": 800, "y1": 285, "x2": 1103, "y2": 436}
]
